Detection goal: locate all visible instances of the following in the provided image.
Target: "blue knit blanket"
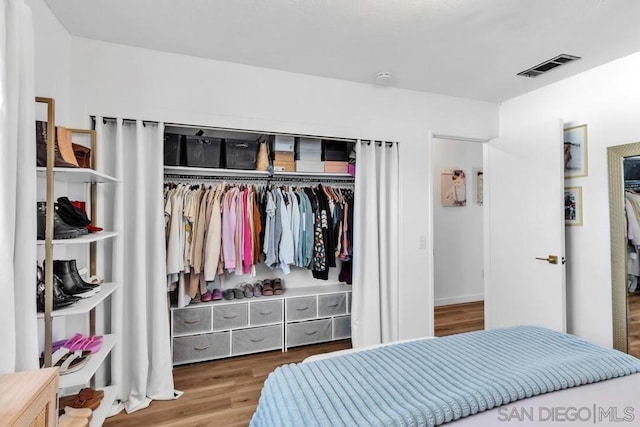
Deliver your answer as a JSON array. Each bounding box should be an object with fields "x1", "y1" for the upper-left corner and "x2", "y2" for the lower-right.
[{"x1": 250, "y1": 326, "x2": 640, "y2": 426}]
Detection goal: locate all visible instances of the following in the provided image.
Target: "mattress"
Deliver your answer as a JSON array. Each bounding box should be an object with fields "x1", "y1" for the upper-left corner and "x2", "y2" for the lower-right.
[{"x1": 251, "y1": 327, "x2": 640, "y2": 426}]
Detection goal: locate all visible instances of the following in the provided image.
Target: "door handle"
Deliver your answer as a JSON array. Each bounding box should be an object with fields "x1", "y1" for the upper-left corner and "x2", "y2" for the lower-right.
[{"x1": 535, "y1": 255, "x2": 558, "y2": 264}]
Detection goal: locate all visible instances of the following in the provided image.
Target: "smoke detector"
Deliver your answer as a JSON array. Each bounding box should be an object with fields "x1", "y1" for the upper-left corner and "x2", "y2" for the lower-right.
[{"x1": 374, "y1": 71, "x2": 393, "y2": 85}]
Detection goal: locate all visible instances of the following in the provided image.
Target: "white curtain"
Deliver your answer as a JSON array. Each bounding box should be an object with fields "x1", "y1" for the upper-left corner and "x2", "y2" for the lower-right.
[
  {"x1": 351, "y1": 140, "x2": 400, "y2": 348},
  {"x1": 100, "y1": 119, "x2": 175, "y2": 413},
  {"x1": 0, "y1": 0, "x2": 38, "y2": 373}
]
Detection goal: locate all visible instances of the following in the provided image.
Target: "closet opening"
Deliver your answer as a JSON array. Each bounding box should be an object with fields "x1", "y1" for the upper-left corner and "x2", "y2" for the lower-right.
[{"x1": 431, "y1": 137, "x2": 485, "y2": 336}]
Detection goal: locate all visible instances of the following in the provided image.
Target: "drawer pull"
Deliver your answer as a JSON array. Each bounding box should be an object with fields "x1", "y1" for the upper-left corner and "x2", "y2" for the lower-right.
[
  {"x1": 223, "y1": 315, "x2": 238, "y2": 319},
  {"x1": 327, "y1": 303, "x2": 339, "y2": 308},
  {"x1": 183, "y1": 319, "x2": 200, "y2": 324},
  {"x1": 304, "y1": 331, "x2": 318, "y2": 336},
  {"x1": 296, "y1": 306, "x2": 309, "y2": 311},
  {"x1": 194, "y1": 345, "x2": 210, "y2": 351},
  {"x1": 259, "y1": 311, "x2": 273, "y2": 316},
  {"x1": 250, "y1": 337, "x2": 265, "y2": 343}
]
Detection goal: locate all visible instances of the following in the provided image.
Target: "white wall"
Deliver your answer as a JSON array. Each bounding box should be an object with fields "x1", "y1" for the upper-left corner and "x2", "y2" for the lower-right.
[
  {"x1": 27, "y1": 0, "x2": 71, "y2": 124},
  {"x1": 66, "y1": 37, "x2": 498, "y2": 339},
  {"x1": 432, "y1": 139, "x2": 484, "y2": 306},
  {"x1": 499, "y1": 51, "x2": 640, "y2": 348}
]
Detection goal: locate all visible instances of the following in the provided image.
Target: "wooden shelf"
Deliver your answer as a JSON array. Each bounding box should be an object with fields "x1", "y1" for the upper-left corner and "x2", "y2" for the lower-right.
[
  {"x1": 36, "y1": 167, "x2": 119, "y2": 183},
  {"x1": 89, "y1": 385, "x2": 118, "y2": 427},
  {"x1": 58, "y1": 334, "x2": 116, "y2": 389},
  {"x1": 37, "y1": 231, "x2": 118, "y2": 246},
  {"x1": 37, "y1": 283, "x2": 119, "y2": 319}
]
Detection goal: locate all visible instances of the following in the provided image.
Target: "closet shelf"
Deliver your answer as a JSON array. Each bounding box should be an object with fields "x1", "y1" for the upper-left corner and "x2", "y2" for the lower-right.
[
  {"x1": 37, "y1": 283, "x2": 120, "y2": 319},
  {"x1": 36, "y1": 167, "x2": 119, "y2": 183},
  {"x1": 58, "y1": 334, "x2": 116, "y2": 389},
  {"x1": 89, "y1": 385, "x2": 118, "y2": 427},
  {"x1": 37, "y1": 231, "x2": 118, "y2": 246},
  {"x1": 164, "y1": 166, "x2": 354, "y2": 180}
]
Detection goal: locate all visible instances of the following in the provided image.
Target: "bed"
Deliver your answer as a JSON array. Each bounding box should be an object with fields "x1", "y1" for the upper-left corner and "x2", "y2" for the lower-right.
[{"x1": 250, "y1": 326, "x2": 640, "y2": 426}]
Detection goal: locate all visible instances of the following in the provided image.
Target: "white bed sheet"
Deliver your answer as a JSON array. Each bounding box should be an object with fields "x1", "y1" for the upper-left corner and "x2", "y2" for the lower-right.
[{"x1": 301, "y1": 337, "x2": 640, "y2": 426}]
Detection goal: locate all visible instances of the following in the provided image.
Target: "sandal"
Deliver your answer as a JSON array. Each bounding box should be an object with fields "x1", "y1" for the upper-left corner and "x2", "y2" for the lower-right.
[
  {"x1": 243, "y1": 283, "x2": 254, "y2": 298},
  {"x1": 59, "y1": 388, "x2": 104, "y2": 410},
  {"x1": 273, "y1": 278, "x2": 284, "y2": 295},
  {"x1": 253, "y1": 281, "x2": 263, "y2": 297},
  {"x1": 262, "y1": 279, "x2": 274, "y2": 296}
]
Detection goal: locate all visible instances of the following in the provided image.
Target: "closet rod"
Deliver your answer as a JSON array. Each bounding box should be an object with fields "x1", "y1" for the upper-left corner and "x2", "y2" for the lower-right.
[
  {"x1": 164, "y1": 173, "x2": 355, "y2": 184},
  {"x1": 91, "y1": 115, "x2": 357, "y2": 143}
]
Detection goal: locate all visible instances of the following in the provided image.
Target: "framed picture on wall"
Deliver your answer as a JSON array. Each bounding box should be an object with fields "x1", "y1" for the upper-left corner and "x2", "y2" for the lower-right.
[
  {"x1": 564, "y1": 124, "x2": 588, "y2": 178},
  {"x1": 565, "y1": 186, "x2": 583, "y2": 226},
  {"x1": 441, "y1": 169, "x2": 466, "y2": 207},
  {"x1": 473, "y1": 167, "x2": 483, "y2": 205}
]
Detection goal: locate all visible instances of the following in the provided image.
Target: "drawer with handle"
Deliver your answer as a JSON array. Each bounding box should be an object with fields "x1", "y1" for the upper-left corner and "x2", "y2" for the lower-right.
[
  {"x1": 232, "y1": 325, "x2": 282, "y2": 355},
  {"x1": 333, "y1": 315, "x2": 351, "y2": 339},
  {"x1": 173, "y1": 331, "x2": 230, "y2": 365},
  {"x1": 318, "y1": 293, "x2": 347, "y2": 317},
  {"x1": 172, "y1": 306, "x2": 212, "y2": 335},
  {"x1": 212, "y1": 303, "x2": 248, "y2": 330},
  {"x1": 286, "y1": 318, "x2": 332, "y2": 347},
  {"x1": 250, "y1": 300, "x2": 283, "y2": 326},
  {"x1": 286, "y1": 296, "x2": 317, "y2": 321}
]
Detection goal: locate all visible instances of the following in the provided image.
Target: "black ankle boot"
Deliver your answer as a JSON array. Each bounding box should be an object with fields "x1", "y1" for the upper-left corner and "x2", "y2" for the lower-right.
[
  {"x1": 67, "y1": 259, "x2": 101, "y2": 292},
  {"x1": 51, "y1": 260, "x2": 95, "y2": 298},
  {"x1": 36, "y1": 264, "x2": 79, "y2": 312},
  {"x1": 36, "y1": 121, "x2": 48, "y2": 167},
  {"x1": 37, "y1": 202, "x2": 85, "y2": 240}
]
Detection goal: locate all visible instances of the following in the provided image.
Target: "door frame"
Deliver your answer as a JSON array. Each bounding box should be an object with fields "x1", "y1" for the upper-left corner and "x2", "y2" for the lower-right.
[{"x1": 429, "y1": 132, "x2": 491, "y2": 334}]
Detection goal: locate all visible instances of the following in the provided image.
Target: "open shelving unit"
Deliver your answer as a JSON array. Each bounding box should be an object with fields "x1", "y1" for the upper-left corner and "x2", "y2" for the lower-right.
[{"x1": 36, "y1": 97, "x2": 120, "y2": 426}]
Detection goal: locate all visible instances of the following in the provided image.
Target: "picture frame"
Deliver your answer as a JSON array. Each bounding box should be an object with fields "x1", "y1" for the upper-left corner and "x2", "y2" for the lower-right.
[
  {"x1": 473, "y1": 167, "x2": 483, "y2": 205},
  {"x1": 441, "y1": 169, "x2": 466, "y2": 207},
  {"x1": 564, "y1": 124, "x2": 588, "y2": 178},
  {"x1": 565, "y1": 186, "x2": 583, "y2": 226}
]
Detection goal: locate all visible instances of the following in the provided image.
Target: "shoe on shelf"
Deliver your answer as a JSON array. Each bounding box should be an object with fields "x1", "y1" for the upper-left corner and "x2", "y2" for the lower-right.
[
  {"x1": 253, "y1": 281, "x2": 263, "y2": 297},
  {"x1": 56, "y1": 197, "x2": 91, "y2": 227},
  {"x1": 212, "y1": 288, "x2": 223, "y2": 301},
  {"x1": 52, "y1": 260, "x2": 99, "y2": 296},
  {"x1": 36, "y1": 264, "x2": 79, "y2": 312},
  {"x1": 37, "y1": 202, "x2": 85, "y2": 240},
  {"x1": 71, "y1": 200, "x2": 103, "y2": 233},
  {"x1": 262, "y1": 279, "x2": 274, "y2": 296},
  {"x1": 223, "y1": 289, "x2": 235, "y2": 300},
  {"x1": 273, "y1": 278, "x2": 284, "y2": 295},
  {"x1": 201, "y1": 290, "x2": 212, "y2": 302},
  {"x1": 243, "y1": 283, "x2": 254, "y2": 298}
]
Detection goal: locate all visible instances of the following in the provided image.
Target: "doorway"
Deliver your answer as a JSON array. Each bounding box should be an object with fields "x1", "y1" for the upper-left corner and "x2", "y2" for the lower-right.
[{"x1": 431, "y1": 137, "x2": 485, "y2": 336}]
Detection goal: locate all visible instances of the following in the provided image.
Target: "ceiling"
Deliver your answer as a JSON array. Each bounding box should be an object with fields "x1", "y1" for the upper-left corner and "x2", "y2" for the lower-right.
[{"x1": 45, "y1": 0, "x2": 640, "y2": 102}]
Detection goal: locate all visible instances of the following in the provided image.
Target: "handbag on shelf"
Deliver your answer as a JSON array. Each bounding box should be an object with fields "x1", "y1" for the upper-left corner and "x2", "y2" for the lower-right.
[{"x1": 72, "y1": 143, "x2": 91, "y2": 168}]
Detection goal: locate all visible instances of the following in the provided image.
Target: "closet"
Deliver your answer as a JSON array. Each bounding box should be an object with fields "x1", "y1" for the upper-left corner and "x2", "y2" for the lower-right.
[{"x1": 164, "y1": 125, "x2": 356, "y2": 364}]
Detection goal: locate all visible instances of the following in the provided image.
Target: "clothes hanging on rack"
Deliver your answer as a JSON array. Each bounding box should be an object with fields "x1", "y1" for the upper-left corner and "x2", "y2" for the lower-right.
[
  {"x1": 164, "y1": 179, "x2": 354, "y2": 307},
  {"x1": 625, "y1": 190, "x2": 640, "y2": 293}
]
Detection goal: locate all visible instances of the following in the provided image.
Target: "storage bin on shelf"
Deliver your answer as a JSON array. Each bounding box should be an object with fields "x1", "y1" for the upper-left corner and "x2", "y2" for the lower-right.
[
  {"x1": 297, "y1": 137, "x2": 322, "y2": 161},
  {"x1": 274, "y1": 135, "x2": 295, "y2": 152},
  {"x1": 184, "y1": 136, "x2": 223, "y2": 168},
  {"x1": 225, "y1": 139, "x2": 260, "y2": 170},
  {"x1": 295, "y1": 160, "x2": 324, "y2": 173},
  {"x1": 324, "y1": 161, "x2": 349, "y2": 174},
  {"x1": 163, "y1": 133, "x2": 183, "y2": 166},
  {"x1": 322, "y1": 140, "x2": 350, "y2": 161}
]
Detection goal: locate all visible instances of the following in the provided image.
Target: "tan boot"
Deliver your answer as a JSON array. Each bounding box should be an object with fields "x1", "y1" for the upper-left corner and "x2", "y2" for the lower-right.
[{"x1": 56, "y1": 126, "x2": 79, "y2": 167}]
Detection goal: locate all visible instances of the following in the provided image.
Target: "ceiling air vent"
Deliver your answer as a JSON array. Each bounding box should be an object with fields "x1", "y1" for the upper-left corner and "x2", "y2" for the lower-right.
[{"x1": 517, "y1": 54, "x2": 581, "y2": 78}]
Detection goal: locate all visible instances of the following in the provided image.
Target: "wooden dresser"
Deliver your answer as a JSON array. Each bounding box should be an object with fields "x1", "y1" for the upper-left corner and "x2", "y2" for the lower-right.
[{"x1": 0, "y1": 367, "x2": 58, "y2": 426}]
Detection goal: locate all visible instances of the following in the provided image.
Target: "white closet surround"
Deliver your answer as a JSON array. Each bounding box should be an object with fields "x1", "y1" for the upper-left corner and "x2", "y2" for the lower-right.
[
  {"x1": 97, "y1": 118, "x2": 176, "y2": 414},
  {"x1": 0, "y1": 0, "x2": 39, "y2": 373},
  {"x1": 352, "y1": 140, "x2": 400, "y2": 348}
]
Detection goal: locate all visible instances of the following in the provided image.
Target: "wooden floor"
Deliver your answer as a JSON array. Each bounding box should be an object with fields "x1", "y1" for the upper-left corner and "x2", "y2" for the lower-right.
[
  {"x1": 105, "y1": 301, "x2": 484, "y2": 427},
  {"x1": 630, "y1": 293, "x2": 640, "y2": 358}
]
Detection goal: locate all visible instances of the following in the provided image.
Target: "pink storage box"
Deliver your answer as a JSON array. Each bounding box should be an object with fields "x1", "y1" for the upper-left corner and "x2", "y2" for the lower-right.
[{"x1": 324, "y1": 161, "x2": 349, "y2": 174}]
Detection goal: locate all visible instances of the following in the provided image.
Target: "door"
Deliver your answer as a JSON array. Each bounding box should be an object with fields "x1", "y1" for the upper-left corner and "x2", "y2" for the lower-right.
[{"x1": 485, "y1": 119, "x2": 566, "y2": 332}]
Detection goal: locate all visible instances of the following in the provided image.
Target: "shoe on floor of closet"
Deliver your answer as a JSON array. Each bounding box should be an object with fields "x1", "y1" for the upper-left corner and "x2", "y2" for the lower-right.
[{"x1": 200, "y1": 290, "x2": 212, "y2": 302}]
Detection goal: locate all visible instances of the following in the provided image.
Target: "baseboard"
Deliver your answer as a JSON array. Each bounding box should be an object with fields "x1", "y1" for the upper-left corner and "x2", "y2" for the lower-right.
[{"x1": 435, "y1": 294, "x2": 484, "y2": 307}]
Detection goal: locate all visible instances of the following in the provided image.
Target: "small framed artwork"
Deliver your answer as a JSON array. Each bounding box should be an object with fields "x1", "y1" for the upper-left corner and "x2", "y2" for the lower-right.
[
  {"x1": 565, "y1": 186, "x2": 583, "y2": 226},
  {"x1": 564, "y1": 124, "x2": 588, "y2": 178},
  {"x1": 441, "y1": 169, "x2": 466, "y2": 207},
  {"x1": 473, "y1": 167, "x2": 483, "y2": 205}
]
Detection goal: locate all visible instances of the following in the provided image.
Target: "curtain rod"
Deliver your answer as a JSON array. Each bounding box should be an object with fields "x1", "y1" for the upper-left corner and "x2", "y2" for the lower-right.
[
  {"x1": 432, "y1": 134, "x2": 492, "y2": 143},
  {"x1": 92, "y1": 115, "x2": 357, "y2": 143}
]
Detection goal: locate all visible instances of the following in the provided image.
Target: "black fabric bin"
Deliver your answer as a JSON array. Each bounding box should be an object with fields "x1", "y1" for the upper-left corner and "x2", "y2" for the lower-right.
[
  {"x1": 225, "y1": 139, "x2": 259, "y2": 170},
  {"x1": 164, "y1": 133, "x2": 184, "y2": 166},
  {"x1": 322, "y1": 140, "x2": 350, "y2": 161},
  {"x1": 185, "y1": 136, "x2": 223, "y2": 168}
]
